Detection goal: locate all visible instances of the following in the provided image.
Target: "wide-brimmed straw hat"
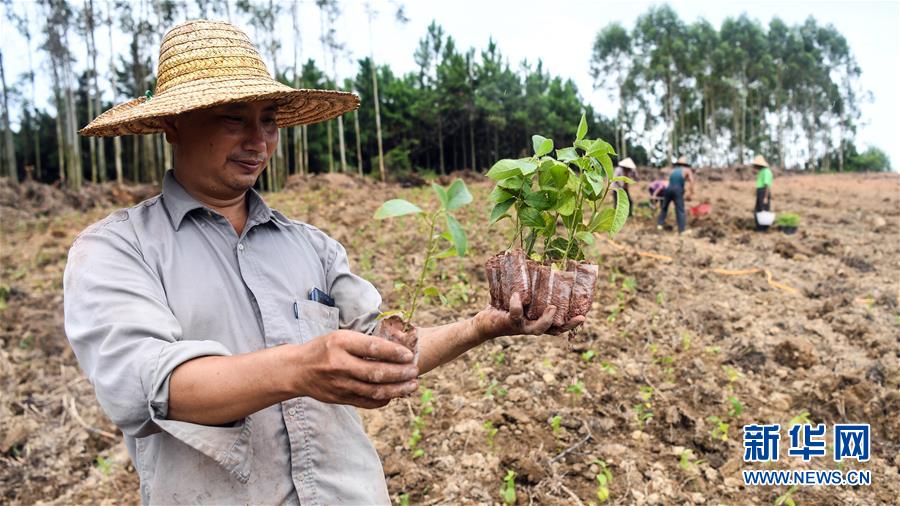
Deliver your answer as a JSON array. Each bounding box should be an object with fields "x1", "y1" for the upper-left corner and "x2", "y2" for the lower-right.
[
  {"x1": 751, "y1": 155, "x2": 769, "y2": 168},
  {"x1": 80, "y1": 20, "x2": 359, "y2": 137},
  {"x1": 617, "y1": 157, "x2": 636, "y2": 170},
  {"x1": 674, "y1": 156, "x2": 691, "y2": 167}
]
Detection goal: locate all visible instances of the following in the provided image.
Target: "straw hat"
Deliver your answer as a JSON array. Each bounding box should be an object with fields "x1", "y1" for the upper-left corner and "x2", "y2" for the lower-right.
[
  {"x1": 674, "y1": 156, "x2": 691, "y2": 167},
  {"x1": 751, "y1": 155, "x2": 769, "y2": 168},
  {"x1": 617, "y1": 157, "x2": 636, "y2": 170},
  {"x1": 80, "y1": 20, "x2": 359, "y2": 137}
]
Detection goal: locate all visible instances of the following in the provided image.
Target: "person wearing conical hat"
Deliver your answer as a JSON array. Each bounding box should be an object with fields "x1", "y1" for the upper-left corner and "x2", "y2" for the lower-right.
[
  {"x1": 657, "y1": 155, "x2": 696, "y2": 233},
  {"x1": 612, "y1": 157, "x2": 637, "y2": 216},
  {"x1": 65, "y1": 20, "x2": 580, "y2": 505},
  {"x1": 752, "y1": 155, "x2": 773, "y2": 232}
]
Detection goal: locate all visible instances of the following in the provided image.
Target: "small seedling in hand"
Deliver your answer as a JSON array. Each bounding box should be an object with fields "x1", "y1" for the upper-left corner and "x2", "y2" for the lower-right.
[
  {"x1": 374, "y1": 179, "x2": 472, "y2": 349},
  {"x1": 500, "y1": 470, "x2": 517, "y2": 505}
]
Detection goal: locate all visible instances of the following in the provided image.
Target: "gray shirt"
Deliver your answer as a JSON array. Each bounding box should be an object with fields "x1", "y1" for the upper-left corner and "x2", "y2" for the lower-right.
[{"x1": 63, "y1": 170, "x2": 391, "y2": 505}]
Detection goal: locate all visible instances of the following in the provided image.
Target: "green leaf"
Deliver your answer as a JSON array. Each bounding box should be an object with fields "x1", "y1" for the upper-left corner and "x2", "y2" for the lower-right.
[
  {"x1": 435, "y1": 246, "x2": 458, "y2": 259},
  {"x1": 486, "y1": 159, "x2": 521, "y2": 180},
  {"x1": 525, "y1": 189, "x2": 556, "y2": 210},
  {"x1": 532, "y1": 135, "x2": 554, "y2": 157},
  {"x1": 539, "y1": 161, "x2": 568, "y2": 189},
  {"x1": 489, "y1": 186, "x2": 514, "y2": 203},
  {"x1": 589, "y1": 208, "x2": 616, "y2": 232},
  {"x1": 446, "y1": 179, "x2": 473, "y2": 210},
  {"x1": 575, "y1": 231, "x2": 595, "y2": 245},
  {"x1": 556, "y1": 147, "x2": 578, "y2": 162},
  {"x1": 584, "y1": 172, "x2": 604, "y2": 197},
  {"x1": 377, "y1": 310, "x2": 406, "y2": 321},
  {"x1": 598, "y1": 153, "x2": 614, "y2": 179},
  {"x1": 374, "y1": 199, "x2": 423, "y2": 219},
  {"x1": 574, "y1": 139, "x2": 592, "y2": 152},
  {"x1": 587, "y1": 138, "x2": 614, "y2": 157},
  {"x1": 490, "y1": 199, "x2": 515, "y2": 224},
  {"x1": 498, "y1": 175, "x2": 526, "y2": 190},
  {"x1": 423, "y1": 286, "x2": 440, "y2": 297},
  {"x1": 556, "y1": 189, "x2": 577, "y2": 216},
  {"x1": 431, "y1": 183, "x2": 448, "y2": 209},
  {"x1": 515, "y1": 158, "x2": 538, "y2": 176},
  {"x1": 446, "y1": 214, "x2": 468, "y2": 256},
  {"x1": 519, "y1": 207, "x2": 546, "y2": 228},
  {"x1": 612, "y1": 175, "x2": 636, "y2": 185},
  {"x1": 610, "y1": 188, "x2": 629, "y2": 236},
  {"x1": 576, "y1": 113, "x2": 588, "y2": 141}
]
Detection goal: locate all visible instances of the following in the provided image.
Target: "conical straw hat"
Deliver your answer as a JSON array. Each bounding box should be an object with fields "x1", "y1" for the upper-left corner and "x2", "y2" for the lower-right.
[
  {"x1": 674, "y1": 156, "x2": 691, "y2": 167},
  {"x1": 80, "y1": 20, "x2": 359, "y2": 137},
  {"x1": 751, "y1": 155, "x2": 769, "y2": 167},
  {"x1": 618, "y1": 157, "x2": 636, "y2": 170}
]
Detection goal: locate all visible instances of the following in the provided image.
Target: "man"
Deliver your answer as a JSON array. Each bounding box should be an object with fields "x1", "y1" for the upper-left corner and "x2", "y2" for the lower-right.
[
  {"x1": 611, "y1": 157, "x2": 637, "y2": 216},
  {"x1": 752, "y1": 154, "x2": 773, "y2": 231},
  {"x1": 65, "y1": 20, "x2": 584, "y2": 505},
  {"x1": 656, "y1": 156, "x2": 695, "y2": 233}
]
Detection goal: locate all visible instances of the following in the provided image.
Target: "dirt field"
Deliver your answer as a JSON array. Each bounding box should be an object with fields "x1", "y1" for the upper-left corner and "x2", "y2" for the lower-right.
[{"x1": 1, "y1": 172, "x2": 897, "y2": 505}]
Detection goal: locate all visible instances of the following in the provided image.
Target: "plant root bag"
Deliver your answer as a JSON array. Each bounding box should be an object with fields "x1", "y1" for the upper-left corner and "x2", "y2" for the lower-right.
[
  {"x1": 375, "y1": 315, "x2": 419, "y2": 363},
  {"x1": 486, "y1": 252, "x2": 599, "y2": 325}
]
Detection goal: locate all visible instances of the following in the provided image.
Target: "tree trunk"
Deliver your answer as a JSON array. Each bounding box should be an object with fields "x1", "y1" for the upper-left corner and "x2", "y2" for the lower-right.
[
  {"x1": 326, "y1": 120, "x2": 334, "y2": 172},
  {"x1": 371, "y1": 60, "x2": 385, "y2": 182},
  {"x1": 469, "y1": 115, "x2": 476, "y2": 171},
  {"x1": 0, "y1": 51, "x2": 18, "y2": 184},
  {"x1": 302, "y1": 125, "x2": 308, "y2": 174},
  {"x1": 107, "y1": 2, "x2": 123, "y2": 183},
  {"x1": 337, "y1": 115, "x2": 347, "y2": 172},
  {"x1": 437, "y1": 115, "x2": 445, "y2": 174},
  {"x1": 353, "y1": 108, "x2": 362, "y2": 175}
]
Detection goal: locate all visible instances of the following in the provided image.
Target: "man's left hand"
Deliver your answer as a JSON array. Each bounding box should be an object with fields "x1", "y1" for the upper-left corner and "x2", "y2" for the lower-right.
[{"x1": 472, "y1": 292, "x2": 586, "y2": 340}]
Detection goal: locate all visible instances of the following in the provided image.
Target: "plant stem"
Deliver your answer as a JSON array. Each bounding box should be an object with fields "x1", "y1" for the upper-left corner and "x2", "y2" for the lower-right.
[{"x1": 406, "y1": 210, "x2": 439, "y2": 329}]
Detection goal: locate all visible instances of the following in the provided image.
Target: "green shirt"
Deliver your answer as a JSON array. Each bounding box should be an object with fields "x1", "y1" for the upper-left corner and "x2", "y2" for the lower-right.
[{"x1": 756, "y1": 167, "x2": 773, "y2": 189}]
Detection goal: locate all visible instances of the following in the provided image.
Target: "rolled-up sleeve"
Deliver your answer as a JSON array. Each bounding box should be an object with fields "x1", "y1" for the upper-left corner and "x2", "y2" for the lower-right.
[{"x1": 63, "y1": 215, "x2": 232, "y2": 438}]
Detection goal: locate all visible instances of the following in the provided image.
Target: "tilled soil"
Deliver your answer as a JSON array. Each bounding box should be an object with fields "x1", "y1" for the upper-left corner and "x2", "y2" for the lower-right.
[{"x1": 1, "y1": 172, "x2": 897, "y2": 505}]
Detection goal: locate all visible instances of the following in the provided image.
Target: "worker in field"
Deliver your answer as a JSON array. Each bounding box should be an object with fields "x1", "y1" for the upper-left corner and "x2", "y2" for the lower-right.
[
  {"x1": 612, "y1": 157, "x2": 637, "y2": 216},
  {"x1": 656, "y1": 156, "x2": 695, "y2": 233},
  {"x1": 752, "y1": 154, "x2": 774, "y2": 231},
  {"x1": 63, "y1": 20, "x2": 583, "y2": 505}
]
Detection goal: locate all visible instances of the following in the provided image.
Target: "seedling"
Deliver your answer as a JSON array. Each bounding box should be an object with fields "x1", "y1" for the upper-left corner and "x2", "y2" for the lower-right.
[
  {"x1": 487, "y1": 114, "x2": 629, "y2": 261},
  {"x1": 500, "y1": 469, "x2": 517, "y2": 505},
  {"x1": 581, "y1": 349, "x2": 597, "y2": 362},
  {"x1": 722, "y1": 365, "x2": 743, "y2": 385},
  {"x1": 94, "y1": 455, "x2": 112, "y2": 476},
  {"x1": 678, "y1": 449, "x2": 699, "y2": 473},
  {"x1": 483, "y1": 420, "x2": 499, "y2": 448},
  {"x1": 374, "y1": 179, "x2": 472, "y2": 330},
  {"x1": 728, "y1": 395, "x2": 744, "y2": 418},
  {"x1": 592, "y1": 459, "x2": 612, "y2": 502},
  {"x1": 655, "y1": 291, "x2": 666, "y2": 306},
  {"x1": 567, "y1": 379, "x2": 586, "y2": 399},
  {"x1": 485, "y1": 114, "x2": 630, "y2": 327},
  {"x1": 774, "y1": 485, "x2": 799, "y2": 506},
  {"x1": 399, "y1": 493, "x2": 411, "y2": 506},
  {"x1": 493, "y1": 351, "x2": 507, "y2": 365},
  {"x1": 775, "y1": 213, "x2": 800, "y2": 228},
  {"x1": 789, "y1": 410, "x2": 812, "y2": 426},
  {"x1": 633, "y1": 386, "x2": 654, "y2": 428},
  {"x1": 707, "y1": 415, "x2": 730, "y2": 442},
  {"x1": 485, "y1": 379, "x2": 508, "y2": 399},
  {"x1": 599, "y1": 361, "x2": 617, "y2": 375},
  {"x1": 550, "y1": 414, "x2": 563, "y2": 437},
  {"x1": 407, "y1": 389, "x2": 435, "y2": 458}
]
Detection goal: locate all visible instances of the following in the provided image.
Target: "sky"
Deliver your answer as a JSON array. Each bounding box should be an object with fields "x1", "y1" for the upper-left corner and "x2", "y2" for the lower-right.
[{"x1": 3, "y1": 0, "x2": 898, "y2": 168}]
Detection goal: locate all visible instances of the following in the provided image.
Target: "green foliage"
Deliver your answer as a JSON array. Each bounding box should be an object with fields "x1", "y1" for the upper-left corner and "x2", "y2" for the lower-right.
[
  {"x1": 775, "y1": 485, "x2": 799, "y2": 506},
  {"x1": 483, "y1": 420, "x2": 499, "y2": 448},
  {"x1": 775, "y1": 213, "x2": 800, "y2": 228},
  {"x1": 707, "y1": 415, "x2": 730, "y2": 442},
  {"x1": 374, "y1": 179, "x2": 472, "y2": 326},
  {"x1": 633, "y1": 386, "x2": 654, "y2": 428},
  {"x1": 407, "y1": 389, "x2": 435, "y2": 458},
  {"x1": 592, "y1": 459, "x2": 613, "y2": 502},
  {"x1": 845, "y1": 146, "x2": 892, "y2": 172},
  {"x1": 487, "y1": 114, "x2": 628, "y2": 264},
  {"x1": 550, "y1": 414, "x2": 563, "y2": 437},
  {"x1": 500, "y1": 470, "x2": 517, "y2": 505}
]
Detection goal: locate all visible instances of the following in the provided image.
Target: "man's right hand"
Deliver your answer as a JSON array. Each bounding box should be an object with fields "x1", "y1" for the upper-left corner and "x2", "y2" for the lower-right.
[{"x1": 290, "y1": 330, "x2": 420, "y2": 409}]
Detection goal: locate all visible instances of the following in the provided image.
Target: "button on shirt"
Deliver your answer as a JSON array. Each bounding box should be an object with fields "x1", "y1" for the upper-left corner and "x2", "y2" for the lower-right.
[{"x1": 63, "y1": 170, "x2": 390, "y2": 505}]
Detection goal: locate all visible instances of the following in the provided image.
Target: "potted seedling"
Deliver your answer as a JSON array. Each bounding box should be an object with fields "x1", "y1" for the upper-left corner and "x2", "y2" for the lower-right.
[
  {"x1": 775, "y1": 212, "x2": 800, "y2": 234},
  {"x1": 373, "y1": 178, "x2": 473, "y2": 359},
  {"x1": 484, "y1": 114, "x2": 630, "y2": 330}
]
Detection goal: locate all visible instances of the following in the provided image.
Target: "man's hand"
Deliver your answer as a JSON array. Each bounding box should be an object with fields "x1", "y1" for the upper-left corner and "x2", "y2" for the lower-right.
[
  {"x1": 292, "y1": 330, "x2": 419, "y2": 409},
  {"x1": 473, "y1": 292, "x2": 586, "y2": 340}
]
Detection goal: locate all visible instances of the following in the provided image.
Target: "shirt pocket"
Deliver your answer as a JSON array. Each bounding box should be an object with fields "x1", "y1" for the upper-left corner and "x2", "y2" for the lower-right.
[{"x1": 294, "y1": 299, "x2": 340, "y2": 343}]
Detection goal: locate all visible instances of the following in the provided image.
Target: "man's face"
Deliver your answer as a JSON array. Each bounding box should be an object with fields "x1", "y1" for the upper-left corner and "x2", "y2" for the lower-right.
[{"x1": 163, "y1": 100, "x2": 279, "y2": 198}]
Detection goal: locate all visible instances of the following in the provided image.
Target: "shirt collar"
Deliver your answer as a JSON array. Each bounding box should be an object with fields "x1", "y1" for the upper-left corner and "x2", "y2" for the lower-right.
[{"x1": 162, "y1": 170, "x2": 274, "y2": 231}]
